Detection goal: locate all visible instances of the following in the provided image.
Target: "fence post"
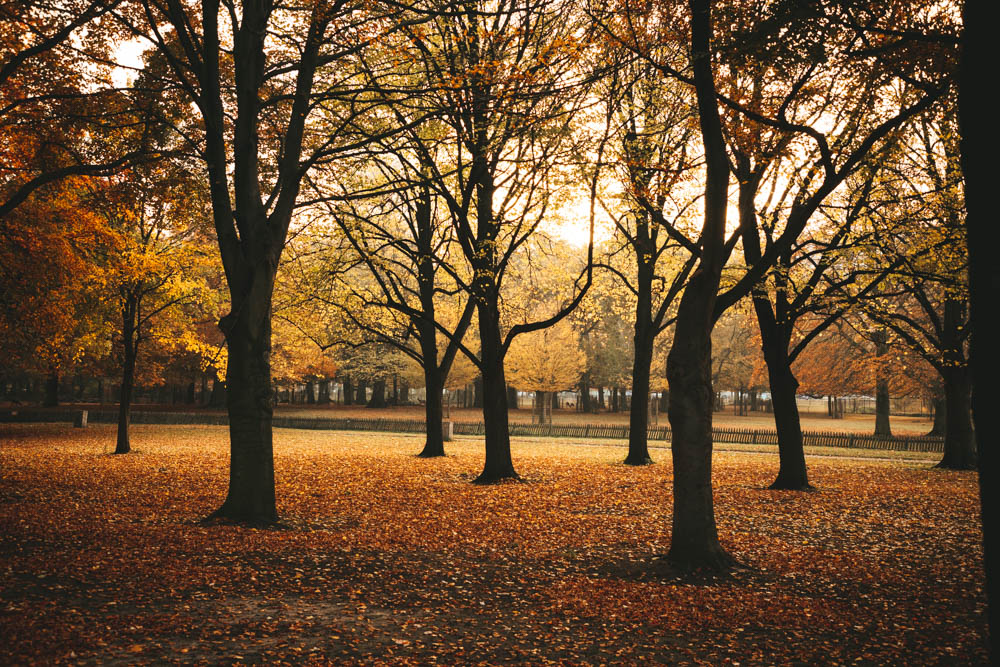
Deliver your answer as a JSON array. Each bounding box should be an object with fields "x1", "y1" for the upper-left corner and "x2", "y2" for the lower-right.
[{"x1": 848, "y1": 433, "x2": 854, "y2": 449}]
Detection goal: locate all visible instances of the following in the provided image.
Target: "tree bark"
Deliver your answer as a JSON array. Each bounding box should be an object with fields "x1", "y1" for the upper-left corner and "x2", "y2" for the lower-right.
[
  {"x1": 318, "y1": 379, "x2": 330, "y2": 404},
  {"x1": 936, "y1": 369, "x2": 976, "y2": 469},
  {"x1": 626, "y1": 256, "x2": 655, "y2": 465},
  {"x1": 355, "y1": 381, "x2": 367, "y2": 405},
  {"x1": 209, "y1": 265, "x2": 278, "y2": 525},
  {"x1": 367, "y1": 379, "x2": 386, "y2": 408},
  {"x1": 960, "y1": 2, "x2": 997, "y2": 656},
  {"x1": 419, "y1": 364, "x2": 446, "y2": 457},
  {"x1": 664, "y1": 0, "x2": 735, "y2": 570},
  {"x1": 580, "y1": 374, "x2": 592, "y2": 413},
  {"x1": 873, "y1": 330, "x2": 892, "y2": 436},
  {"x1": 474, "y1": 297, "x2": 518, "y2": 483},
  {"x1": 42, "y1": 369, "x2": 59, "y2": 407},
  {"x1": 342, "y1": 377, "x2": 353, "y2": 406},
  {"x1": 766, "y1": 360, "x2": 810, "y2": 490},
  {"x1": 115, "y1": 298, "x2": 139, "y2": 455}
]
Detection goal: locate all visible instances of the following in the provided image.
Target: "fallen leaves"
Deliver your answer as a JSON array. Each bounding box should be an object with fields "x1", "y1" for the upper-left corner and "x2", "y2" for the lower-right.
[{"x1": 0, "y1": 423, "x2": 987, "y2": 664}]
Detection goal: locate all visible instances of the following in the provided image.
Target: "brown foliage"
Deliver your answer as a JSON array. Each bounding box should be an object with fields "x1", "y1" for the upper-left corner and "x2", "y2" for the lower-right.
[{"x1": 0, "y1": 423, "x2": 986, "y2": 663}]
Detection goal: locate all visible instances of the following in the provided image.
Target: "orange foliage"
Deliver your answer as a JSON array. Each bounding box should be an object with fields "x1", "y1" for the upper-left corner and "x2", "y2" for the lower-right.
[{"x1": 0, "y1": 423, "x2": 986, "y2": 664}]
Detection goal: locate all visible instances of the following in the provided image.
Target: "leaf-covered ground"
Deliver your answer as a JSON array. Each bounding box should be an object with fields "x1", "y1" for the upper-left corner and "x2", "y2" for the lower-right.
[{"x1": 0, "y1": 423, "x2": 986, "y2": 664}]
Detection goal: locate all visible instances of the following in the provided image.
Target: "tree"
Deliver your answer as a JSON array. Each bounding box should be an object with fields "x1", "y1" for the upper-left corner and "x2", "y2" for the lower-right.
[
  {"x1": 594, "y1": 0, "x2": 950, "y2": 567},
  {"x1": 861, "y1": 109, "x2": 974, "y2": 467},
  {"x1": 128, "y1": 0, "x2": 402, "y2": 522},
  {"x1": 0, "y1": 0, "x2": 153, "y2": 220},
  {"x1": 351, "y1": 0, "x2": 598, "y2": 482},
  {"x1": 597, "y1": 50, "x2": 698, "y2": 464},
  {"x1": 958, "y1": 1, "x2": 997, "y2": 658},
  {"x1": 506, "y1": 319, "x2": 585, "y2": 423}
]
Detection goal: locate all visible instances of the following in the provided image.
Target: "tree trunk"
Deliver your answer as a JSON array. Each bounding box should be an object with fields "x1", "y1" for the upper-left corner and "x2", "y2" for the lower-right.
[
  {"x1": 43, "y1": 369, "x2": 59, "y2": 407},
  {"x1": 936, "y1": 369, "x2": 977, "y2": 469},
  {"x1": 306, "y1": 381, "x2": 316, "y2": 404},
  {"x1": 580, "y1": 374, "x2": 592, "y2": 413},
  {"x1": 959, "y1": 4, "x2": 998, "y2": 655},
  {"x1": 928, "y1": 393, "x2": 945, "y2": 436},
  {"x1": 873, "y1": 330, "x2": 892, "y2": 436},
  {"x1": 419, "y1": 364, "x2": 446, "y2": 457},
  {"x1": 767, "y1": 363, "x2": 810, "y2": 490},
  {"x1": 506, "y1": 385, "x2": 519, "y2": 410},
  {"x1": 474, "y1": 300, "x2": 518, "y2": 483},
  {"x1": 367, "y1": 379, "x2": 386, "y2": 408},
  {"x1": 355, "y1": 381, "x2": 367, "y2": 405},
  {"x1": 755, "y1": 303, "x2": 810, "y2": 490},
  {"x1": 116, "y1": 301, "x2": 139, "y2": 455},
  {"x1": 208, "y1": 273, "x2": 278, "y2": 525},
  {"x1": 626, "y1": 260, "x2": 655, "y2": 465},
  {"x1": 342, "y1": 377, "x2": 353, "y2": 406},
  {"x1": 664, "y1": 0, "x2": 734, "y2": 571},
  {"x1": 318, "y1": 379, "x2": 330, "y2": 404}
]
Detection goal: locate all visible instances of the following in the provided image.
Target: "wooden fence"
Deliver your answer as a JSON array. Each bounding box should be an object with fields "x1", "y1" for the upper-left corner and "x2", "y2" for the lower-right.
[{"x1": 1, "y1": 409, "x2": 943, "y2": 453}]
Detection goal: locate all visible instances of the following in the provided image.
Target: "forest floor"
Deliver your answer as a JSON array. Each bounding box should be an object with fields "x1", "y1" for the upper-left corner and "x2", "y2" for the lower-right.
[{"x1": 0, "y1": 423, "x2": 984, "y2": 665}]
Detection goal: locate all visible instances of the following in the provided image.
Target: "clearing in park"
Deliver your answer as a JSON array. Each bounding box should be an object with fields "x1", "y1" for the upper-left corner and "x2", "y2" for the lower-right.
[{"x1": 0, "y1": 423, "x2": 986, "y2": 663}]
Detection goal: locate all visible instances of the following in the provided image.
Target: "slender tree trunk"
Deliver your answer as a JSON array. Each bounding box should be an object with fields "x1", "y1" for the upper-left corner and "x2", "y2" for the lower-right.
[
  {"x1": 626, "y1": 259, "x2": 655, "y2": 464},
  {"x1": 936, "y1": 369, "x2": 976, "y2": 469},
  {"x1": 42, "y1": 369, "x2": 59, "y2": 407},
  {"x1": 475, "y1": 300, "x2": 517, "y2": 483},
  {"x1": 115, "y1": 300, "x2": 139, "y2": 455},
  {"x1": 873, "y1": 330, "x2": 892, "y2": 436},
  {"x1": 928, "y1": 392, "x2": 945, "y2": 436}
]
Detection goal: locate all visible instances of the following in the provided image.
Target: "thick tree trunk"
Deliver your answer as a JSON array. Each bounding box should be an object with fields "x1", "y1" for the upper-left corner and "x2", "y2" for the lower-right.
[
  {"x1": 755, "y1": 309, "x2": 810, "y2": 490},
  {"x1": 506, "y1": 385, "x2": 519, "y2": 410},
  {"x1": 43, "y1": 369, "x2": 59, "y2": 407},
  {"x1": 342, "y1": 377, "x2": 353, "y2": 406},
  {"x1": 474, "y1": 301, "x2": 517, "y2": 483},
  {"x1": 666, "y1": 302, "x2": 733, "y2": 568},
  {"x1": 960, "y1": 4, "x2": 998, "y2": 656},
  {"x1": 936, "y1": 369, "x2": 976, "y2": 469},
  {"x1": 419, "y1": 365, "x2": 446, "y2": 457},
  {"x1": 664, "y1": 0, "x2": 735, "y2": 571},
  {"x1": 306, "y1": 381, "x2": 316, "y2": 404},
  {"x1": 767, "y1": 363, "x2": 810, "y2": 490},
  {"x1": 318, "y1": 379, "x2": 330, "y2": 404},
  {"x1": 208, "y1": 273, "x2": 278, "y2": 525},
  {"x1": 580, "y1": 374, "x2": 592, "y2": 413},
  {"x1": 367, "y1": 379, "x2": 386, "y2": 408},
  {"x1": 355, "y1": 381, "x2": 367, "y2": 405}
]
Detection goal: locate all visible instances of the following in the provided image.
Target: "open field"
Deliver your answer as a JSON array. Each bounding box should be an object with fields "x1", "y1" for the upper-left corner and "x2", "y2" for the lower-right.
[
  {"x1": 5, "y1": 402, "x2": 936, "y2": 435},
  {"x1": 0, "y1": 423, "x2": 985, "y2": 664}
]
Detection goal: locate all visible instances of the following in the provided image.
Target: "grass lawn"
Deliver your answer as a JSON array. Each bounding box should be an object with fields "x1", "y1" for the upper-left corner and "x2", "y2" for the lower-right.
[{"x1": 0, "y1": 423, "x2": 985, "y2": 664}]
